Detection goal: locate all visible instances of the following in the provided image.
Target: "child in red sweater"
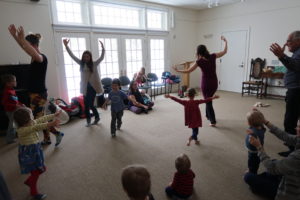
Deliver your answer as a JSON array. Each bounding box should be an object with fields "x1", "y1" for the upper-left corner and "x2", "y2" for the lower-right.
[
  {"x1": 1, "y1": 74, "x2": 23, "y2": 143},
  {"x1": 165, "y1": 154, "x2": 195, "y2": 199},
  {"x1": 165, "y1": 88, "x2": 219, "y2": 146}
]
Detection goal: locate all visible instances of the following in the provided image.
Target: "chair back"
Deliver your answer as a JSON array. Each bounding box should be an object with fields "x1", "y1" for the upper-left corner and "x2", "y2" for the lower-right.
[
  {"x1": 250, "y1": 58, "x2": 266, "y2": 80},
  {"x1": 119, "y1": 75, "x2": 131, "y2": 86},
  {"x1": 147, "y1": 73, "x2": 158, "y2": 82},
  {"x1": 162, "y1": 71, "x2": 171, "y2": 79},
  {"x1": 101, "y1": 77, "x2": 112, "y2": 93}
]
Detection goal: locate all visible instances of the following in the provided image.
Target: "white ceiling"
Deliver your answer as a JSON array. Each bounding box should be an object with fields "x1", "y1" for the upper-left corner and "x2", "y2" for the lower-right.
[{"x1": 136, "y1": 0, "x2": 247, "y2": 10}]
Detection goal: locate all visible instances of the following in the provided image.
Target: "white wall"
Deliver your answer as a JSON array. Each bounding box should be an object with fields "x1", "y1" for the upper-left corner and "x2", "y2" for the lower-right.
[
  {"x1": 0, "y1": 0, "x2": 61, "y2": 98},
  {"x1": 194, "y1": 0, "x2": 300, "y2": 95}
]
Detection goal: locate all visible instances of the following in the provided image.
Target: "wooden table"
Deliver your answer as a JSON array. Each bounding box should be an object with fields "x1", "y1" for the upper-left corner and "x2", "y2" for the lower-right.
[{"x1": 261, "y1": 72, "x2": 285, "y2": 98}]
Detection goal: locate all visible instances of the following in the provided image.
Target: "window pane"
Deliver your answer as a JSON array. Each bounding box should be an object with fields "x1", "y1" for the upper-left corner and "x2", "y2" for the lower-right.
[
  {"x1": 150, "y1": 39, "x2": 165, "y2": 81},
  {"x1": 56, "y1": 0, "x2": 82, "y2": 23}
]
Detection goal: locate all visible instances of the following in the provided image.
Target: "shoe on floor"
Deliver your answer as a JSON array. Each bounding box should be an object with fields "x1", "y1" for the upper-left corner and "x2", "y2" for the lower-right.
[
  {"x1": 41, "y1": 140, "x2": 51, "y2": 145},
  {"x1": 55, "y1": 132, "x2": 64, "y2": 147},
  {"x1": 111, "y1": 133, "x2": 116, "y2": 137},
  {"x1": 92, "y1": 118, "x2": 100, "y2": 125},
  {"x1": 33, "y1": 193, "x2": 47, "y2": 200},
  {"x1": 278, "y1": 150, "x2": 292, "y2": 157}
]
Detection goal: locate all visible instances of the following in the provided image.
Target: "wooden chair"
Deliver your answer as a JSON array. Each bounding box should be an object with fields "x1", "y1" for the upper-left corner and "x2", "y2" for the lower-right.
[{"x1": 241, "y1": 58, "x2": 266, "y2": 98}]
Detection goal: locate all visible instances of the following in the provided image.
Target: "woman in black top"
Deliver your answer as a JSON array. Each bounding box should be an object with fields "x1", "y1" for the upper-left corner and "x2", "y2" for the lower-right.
[{"x1": 8, "y1": 24, "x2": 64, "y2": 146}]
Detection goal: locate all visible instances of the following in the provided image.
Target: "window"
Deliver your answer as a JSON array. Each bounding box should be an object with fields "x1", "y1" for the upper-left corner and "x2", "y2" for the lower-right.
[
  {"x1": 55, "y1": 0, "x2": 83, "y2": 24},
  {"x1": 98, "y1": 38, "x2": 120, "y2": 79},
  {"x1": 62, "y1": 37, "x2": 86, "y2": 101},
  {"x1": 125, "y1": 39, "x2": 143, "y2": 80},
  {"x1": 92, "y1": 3, "x2": 143, "y2": 29},
  {"x1": 150, "y1": 39, "x2": 164, "y2": 80},
  {"x1": 147, "y1": 10, "x2": 167, "y2": 30}
]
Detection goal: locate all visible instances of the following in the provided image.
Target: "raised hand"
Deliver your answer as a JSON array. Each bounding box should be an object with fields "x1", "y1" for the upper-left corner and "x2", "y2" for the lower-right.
[
  {"x1": 16, "y1": 26, "x2": 25, "y2": 40},
  {"x1": 8, "y1": 24, "x2": 17, "y2": 36},
  {"x1": 270, "y1": 43, "x2": 285, "y2": 58},
  {"x1": 63, "y1": 38, "x2": 69, "y2": 47},
  {"x1": 99, "y1": 40, "x2": 104, "y2": 49},
  {"x1": 221, "y1": 36, "x2": 227, "y2": 42}
]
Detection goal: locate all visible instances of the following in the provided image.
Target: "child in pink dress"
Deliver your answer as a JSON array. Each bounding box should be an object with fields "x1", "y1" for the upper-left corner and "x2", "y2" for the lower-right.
[{"x1": 165, "y1": 88, "x2": 219, "y2": 145}]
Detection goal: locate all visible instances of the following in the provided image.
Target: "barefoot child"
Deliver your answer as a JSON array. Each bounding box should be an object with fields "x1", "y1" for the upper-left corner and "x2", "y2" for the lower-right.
[
  {"x1": 13, "y1": 107, "x2": 61, "y2": 200},
  {"x1": 165, "y1": 88, "x2": 219, "y2": 145}
]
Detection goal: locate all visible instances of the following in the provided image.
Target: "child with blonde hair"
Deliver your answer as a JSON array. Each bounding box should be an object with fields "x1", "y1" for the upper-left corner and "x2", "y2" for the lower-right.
[
  {"x1": 165, "y1": 154, "x2": 195, "y2": 199},
  {"x1": 165, "y1": 88, "x2": 219, "y2": 146},
  {"x1": 14, "y1": 107, "x2": 61, "y2": 200},
  {"x1": 121, "y1": 165, "x2": 155, "y2": 200},
  {"x1": 245, "y1": 109, "x2": 266, "y2": 174}
]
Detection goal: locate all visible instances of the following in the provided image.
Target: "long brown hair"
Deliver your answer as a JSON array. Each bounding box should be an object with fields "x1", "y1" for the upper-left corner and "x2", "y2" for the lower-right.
[
  {"x1": 80, "y1": 50, "x2": 93, "y2": 72},
  {"x1": 196, "y1": 44, "x2": 210, "y2": 60}
]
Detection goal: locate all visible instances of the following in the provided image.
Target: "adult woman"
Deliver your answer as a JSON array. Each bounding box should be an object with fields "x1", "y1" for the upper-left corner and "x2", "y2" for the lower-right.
[
  {"x1": 63, "y1": 39, "x2": 105, "y2": 126},
  {"x1": 8, "y1": 24, "x2": 64, "y2": 146},
  {"x1": 244, "y1": 111, "x2": 300, "y2": 200},
  {"x1": 128, "y1": 81, "x2": 153, "y2": 114},
  {"x1": 174, "y1": 36, "x2": 227, "y2": 126}
]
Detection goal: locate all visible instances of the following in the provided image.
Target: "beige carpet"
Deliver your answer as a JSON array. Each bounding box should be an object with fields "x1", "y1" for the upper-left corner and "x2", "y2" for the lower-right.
[{"x1": 0, "y1": 91, "x2": 286, "y2": 200}]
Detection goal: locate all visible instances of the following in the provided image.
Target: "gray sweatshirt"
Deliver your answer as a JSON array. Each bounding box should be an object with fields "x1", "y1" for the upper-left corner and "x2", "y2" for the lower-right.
[{"x1": 258, "y1": 125, "x2": 300, "y2": 200}]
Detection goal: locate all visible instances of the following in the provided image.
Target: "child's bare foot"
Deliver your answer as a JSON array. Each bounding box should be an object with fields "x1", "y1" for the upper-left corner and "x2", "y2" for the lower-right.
[
  {"x1": 209, "y1": 123, "x2": 216, "y2": 127},
  {"x1": 186, "y1": 137, "x2": 192, "y2": 146},
  {"x1": 195, "y1": 140, "x2": 200, "y2": 145}
]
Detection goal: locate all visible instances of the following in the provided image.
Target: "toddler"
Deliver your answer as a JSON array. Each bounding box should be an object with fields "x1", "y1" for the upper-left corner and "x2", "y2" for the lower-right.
[{"x1": 165, "y1": 88, "x2": 219, "y2": 145}]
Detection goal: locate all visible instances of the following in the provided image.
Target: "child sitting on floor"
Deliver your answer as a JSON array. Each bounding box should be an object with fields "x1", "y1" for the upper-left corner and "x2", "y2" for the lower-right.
[
  {"x1": 165, "y1": 88, "x2": 219, "y2": 146},
  {"x1": 165, "y1": 154, "x2": 195, "y2": 199},
  {"x1": 121, "y1": 165, "x2": 155, "y2": 200},
  {"x1": 245, "y1": 109, "x2": 266, "y2": 174}
]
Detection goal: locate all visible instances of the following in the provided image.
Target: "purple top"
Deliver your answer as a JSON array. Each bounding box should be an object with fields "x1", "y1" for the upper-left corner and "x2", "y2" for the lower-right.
[{"x1": 196, "y1": 53, "x2": 218, "y2": 98}]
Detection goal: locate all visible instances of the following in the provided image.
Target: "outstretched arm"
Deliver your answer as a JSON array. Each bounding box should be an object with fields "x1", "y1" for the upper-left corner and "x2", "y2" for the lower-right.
[
  {"x1": 94, "y1": 41, "x2": 106, "y2": 66},
  {"x1": 215, "y1": 36, "x2": 227, "y2": 58},
  {"x1": 8, "y1": 24, "x2": 43, "y2": 63},
  {"x1": 173, "y1": 62, "x2": 198, "y2": 73},
  {"x1": 63, "y1": 38, "x2": 81, "y2": 64}
]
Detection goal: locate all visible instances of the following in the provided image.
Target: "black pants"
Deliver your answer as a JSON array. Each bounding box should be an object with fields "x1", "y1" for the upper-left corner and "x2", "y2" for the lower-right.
[
  {"x1": 248, "y1": 152, "x2": 260, "y2": 174},
  {"x1": 206, "y1": 101, "x2": 216, "y2": 124},
  {"x1": 244, "y1": 172, "x2": 281, "y2": 199},
  {"x1": 284, "y1": 88, "x2": 300, "y2": 150},
  {"x1": 111, "y1": 110, "x2": 123, "y2": 134},
  {"x1": 84, "y1": 83, "x2": 99, "y2": 123}
]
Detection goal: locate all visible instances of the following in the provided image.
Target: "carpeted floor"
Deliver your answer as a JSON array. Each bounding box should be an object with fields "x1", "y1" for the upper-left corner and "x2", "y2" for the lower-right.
[{"x1": 0, "y1": 91, "x2": 286, "y2": 200}]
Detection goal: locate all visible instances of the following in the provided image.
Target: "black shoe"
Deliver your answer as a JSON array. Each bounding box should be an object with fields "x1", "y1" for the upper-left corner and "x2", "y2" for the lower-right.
[
  {"x1": 34, "y1": 193, "x2": 47, "y2": 200},
  {"x1": 41, "y1": 140, "x2": 51, "y2": 145},
  {"x1": 92, "y1": 118, "x2": 100, "y2": 125},
  {"x1": 278, "y1": 150, "x2": 292, "y2": 157}
]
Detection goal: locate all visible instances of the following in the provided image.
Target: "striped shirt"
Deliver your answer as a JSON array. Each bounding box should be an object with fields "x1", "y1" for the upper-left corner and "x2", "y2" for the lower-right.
[{"x1": 171, "y1": 169, "x2": 195, "y2": 196}]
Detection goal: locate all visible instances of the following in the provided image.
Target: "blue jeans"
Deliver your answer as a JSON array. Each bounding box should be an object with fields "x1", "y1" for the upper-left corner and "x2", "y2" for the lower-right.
[
  {"x1": 244, "y1": 172, "x2": 281, "y2": 199},
  {"x1": 191, "y1": 127, "x2": 199, "y2": 140},
  {"x1": 165, "y1": 186, "x2": 191, "y2": 199},
  {"x1": 248, "y1": 152, "x2": 260, "y2": 174},
  {"x1": 84, "y1": 83, "x2": 99, "y2": 123},
  {"x1": 5, "y1": 112, "x2": 16, "y2": 143}
]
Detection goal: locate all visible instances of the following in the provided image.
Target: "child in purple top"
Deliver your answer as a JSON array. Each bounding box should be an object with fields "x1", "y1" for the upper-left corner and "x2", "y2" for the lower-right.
[{"x1": 174, "y1": 36, "x2": 227, "y2": 127}]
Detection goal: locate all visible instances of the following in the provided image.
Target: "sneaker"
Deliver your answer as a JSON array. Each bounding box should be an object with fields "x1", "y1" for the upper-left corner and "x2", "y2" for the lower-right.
[
  {"x1": 55, "y1": 132, "x2": 64, "y2": 147},
  {"x1": 92, "y1": 118, "x2": 100, "y2": 125},
  {"x1": 41, "y1": 140, "x2": 51, "y2": 145},
  {"x1": 278, "y1": 150, "x2": 292, "y2": 157},
  {"x1": 33, "y1": 193, "x2": 47, "y2": 200}
]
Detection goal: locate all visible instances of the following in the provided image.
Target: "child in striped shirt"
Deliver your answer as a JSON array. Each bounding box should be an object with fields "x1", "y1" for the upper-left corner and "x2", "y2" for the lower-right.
[{"x1": 165, "y1": 154, "x2": 195, "y2": 199}]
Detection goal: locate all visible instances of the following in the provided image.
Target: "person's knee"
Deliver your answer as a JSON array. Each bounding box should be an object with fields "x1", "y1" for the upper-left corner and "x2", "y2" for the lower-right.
[{"x1": 244, "y1": 172, "x2": 255, "y2": 184}]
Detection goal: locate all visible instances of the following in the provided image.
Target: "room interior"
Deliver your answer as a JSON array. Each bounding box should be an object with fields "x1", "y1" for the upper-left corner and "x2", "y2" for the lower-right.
[{"x1": 0, "y1": 0, "x2": 299, "y2": 199}]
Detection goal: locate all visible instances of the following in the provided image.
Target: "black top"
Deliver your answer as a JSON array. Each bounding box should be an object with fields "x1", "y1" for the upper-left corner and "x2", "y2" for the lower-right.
[{"x1": 28, "y1": 54, "x2": 48, "y2": 93}]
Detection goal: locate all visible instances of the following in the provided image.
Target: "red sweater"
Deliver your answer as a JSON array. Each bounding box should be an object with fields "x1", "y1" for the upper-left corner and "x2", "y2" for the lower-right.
[
  {"x1": 1, "y1": 86, "x2": 21, "y2": 112},
  {"x1": 170, "y1": 96, "x2": 214, "y2": 128},
  {"x1": 171, "y1": 169, "x2": 195, "y2": 196}
]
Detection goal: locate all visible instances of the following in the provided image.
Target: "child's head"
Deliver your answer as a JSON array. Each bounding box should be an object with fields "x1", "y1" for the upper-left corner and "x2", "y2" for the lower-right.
[
  {"x1": 175, "y1": 154, "x2": 191, "y2": 173},
  {"x1": 121, "y1": 165, "x2": 151, "y2": 200},
  {"x1": 246, "y1": 110, "x2": 265, "y2": 128},
  {"x1": 140, "y1": 67, "x2": 145, "y2": 74},
  {"x1": 1, "y1": 74, "x2": 16, "y2": 88},
  {"x1": 13, "y1": 107, "x2": 33, "y2": 127},
  {"x1": 112, "y1": 78, "x2": 121, "y2": 91},
  {"x1": 187, "y1": 88, "x2": 196, "y2": 99}
]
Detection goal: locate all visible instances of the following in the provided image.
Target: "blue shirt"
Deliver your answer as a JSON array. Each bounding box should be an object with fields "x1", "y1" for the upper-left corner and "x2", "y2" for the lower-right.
[
  {"x1": 245, "y1": 126, "x2": 266, "y2": 152},
  {"x1": 279, "y1": 47, "x2": 300, "y2": 89},
  {"x1": 108, "y1": 90, "x2": 128, "y2": 112}
]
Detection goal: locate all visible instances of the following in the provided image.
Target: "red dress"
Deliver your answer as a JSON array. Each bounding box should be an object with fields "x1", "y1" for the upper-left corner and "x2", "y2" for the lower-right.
[{"x1": 170, "y1": 96, "x2": 214, "y2": 128}]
